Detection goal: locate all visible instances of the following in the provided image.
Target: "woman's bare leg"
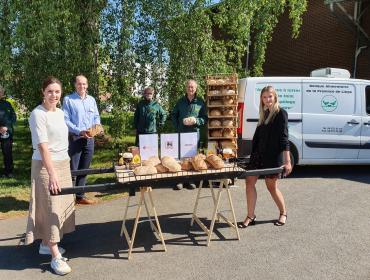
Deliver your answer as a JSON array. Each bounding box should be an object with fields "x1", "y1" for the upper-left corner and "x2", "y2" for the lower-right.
[
  {"x1": 265, "y1": 177, "x2": 287, "y2": 223},
  {"x1": 242, "y1": 175, "x2": 259, "y2": 225}
]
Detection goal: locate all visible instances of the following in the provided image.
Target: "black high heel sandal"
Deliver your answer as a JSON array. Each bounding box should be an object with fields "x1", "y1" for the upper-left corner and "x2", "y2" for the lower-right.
[
  {"x1": 274, "y1": 213, "x2": 287, "y2": 226},
  {"x1": 237, "y1": 215, "x2": 256, "y2": 228}
]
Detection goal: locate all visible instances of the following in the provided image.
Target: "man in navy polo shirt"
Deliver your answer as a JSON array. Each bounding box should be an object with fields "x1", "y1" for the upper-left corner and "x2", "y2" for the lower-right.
[{"x1": 63, "y1": 75, "x2": 101, "y2": 204}]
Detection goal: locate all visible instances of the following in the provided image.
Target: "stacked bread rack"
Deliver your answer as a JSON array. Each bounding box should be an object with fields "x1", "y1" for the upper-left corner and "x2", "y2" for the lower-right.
[{"x1": 206, "y1": 74, "x2": 238, "y2": 158}]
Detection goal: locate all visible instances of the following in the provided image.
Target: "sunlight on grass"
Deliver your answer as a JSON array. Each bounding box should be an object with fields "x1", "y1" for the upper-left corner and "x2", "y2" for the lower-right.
[{"x1": 0, "y1": 115, "x2": 135, "y2": 218}]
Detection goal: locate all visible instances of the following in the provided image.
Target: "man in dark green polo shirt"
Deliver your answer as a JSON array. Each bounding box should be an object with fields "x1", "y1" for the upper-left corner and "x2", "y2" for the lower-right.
[
  {"x1": 134, "y1": 87, "x2": 166, "y2": 146},
  {"x1": 0, "y1": 85, "x2": 16, "y2": 178},
  {"x1": 172, "y1": 79, "x2": 207, "y2": 190}
]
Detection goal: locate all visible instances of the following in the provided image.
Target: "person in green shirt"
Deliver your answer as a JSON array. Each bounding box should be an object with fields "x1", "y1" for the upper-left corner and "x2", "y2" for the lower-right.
[
  {"x1": 171, "y1": 79, "x2": 207, "y2": 190},
  {"x1": 134, "y1": 87, "x2": 167, "y2": 146},
  {"x1": 0, "y1": 85, "x2": 17, "y2": 178}
]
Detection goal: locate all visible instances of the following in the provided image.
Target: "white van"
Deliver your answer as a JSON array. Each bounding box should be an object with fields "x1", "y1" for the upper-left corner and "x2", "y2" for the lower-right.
[{"x1": 237, "y1": 70, "x2": 370, "y2": 167}]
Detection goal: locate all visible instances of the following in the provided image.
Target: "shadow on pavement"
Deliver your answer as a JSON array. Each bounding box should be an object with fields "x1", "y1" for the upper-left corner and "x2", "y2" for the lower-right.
[{"x1": 0, "y1": 212, "x2": 239, "y2": 270}]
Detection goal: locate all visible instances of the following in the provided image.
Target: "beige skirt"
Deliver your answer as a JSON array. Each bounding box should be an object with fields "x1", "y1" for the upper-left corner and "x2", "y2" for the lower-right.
[{"x1": 25, "y1": 159, "x2": 75, "y2": 244}]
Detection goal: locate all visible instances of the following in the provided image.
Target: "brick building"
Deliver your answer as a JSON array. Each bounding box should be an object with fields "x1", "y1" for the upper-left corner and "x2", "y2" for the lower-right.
[{"x1": 262, "y1": 0, "x2": 370, "y2": 79}]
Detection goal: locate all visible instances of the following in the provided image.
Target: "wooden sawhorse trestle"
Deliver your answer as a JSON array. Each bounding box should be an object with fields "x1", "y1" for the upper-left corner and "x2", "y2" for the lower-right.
[
  {"x1": 120, "y1": 187, "x2": 167, "y2": 259},
  {"x1": 191, "y1": 179, "x2": 240, "y2": 246}
]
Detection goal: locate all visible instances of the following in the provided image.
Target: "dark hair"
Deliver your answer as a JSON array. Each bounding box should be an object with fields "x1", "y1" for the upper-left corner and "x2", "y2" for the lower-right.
[{"x1": 42, "y1": 76, "x2": 62, "y2": 92}]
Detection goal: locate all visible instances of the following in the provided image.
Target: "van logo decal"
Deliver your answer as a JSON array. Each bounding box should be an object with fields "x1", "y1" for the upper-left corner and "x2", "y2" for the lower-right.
[{"x1": 321, "y1": 95, "x2": 337, "y2": 112}]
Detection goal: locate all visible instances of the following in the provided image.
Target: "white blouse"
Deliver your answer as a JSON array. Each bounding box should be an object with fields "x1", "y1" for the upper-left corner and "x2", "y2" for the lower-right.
[{"x1": 29, "y1": 105, "x2": 69, "y2": 161}]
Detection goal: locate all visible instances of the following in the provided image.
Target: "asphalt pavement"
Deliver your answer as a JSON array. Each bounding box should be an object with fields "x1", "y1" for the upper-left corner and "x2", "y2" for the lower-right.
[{"x1": 0, "y1": 165, "x2": 369, "y2": 280}]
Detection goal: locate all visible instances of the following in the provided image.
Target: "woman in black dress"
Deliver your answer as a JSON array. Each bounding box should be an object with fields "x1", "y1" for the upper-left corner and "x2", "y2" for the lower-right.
[{"x1": 238, "y1": 85, "x2": 292, "y2": 228}]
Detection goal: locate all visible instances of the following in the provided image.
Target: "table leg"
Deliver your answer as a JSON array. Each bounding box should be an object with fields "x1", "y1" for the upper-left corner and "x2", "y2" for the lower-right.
[{"x1": 190, "y1": 180, "x2": 203, "y2": 227}]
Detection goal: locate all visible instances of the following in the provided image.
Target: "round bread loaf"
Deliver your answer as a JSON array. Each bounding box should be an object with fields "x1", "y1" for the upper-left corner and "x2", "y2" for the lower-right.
[
  {"x1": 161, "y1": 156, "x2": 181, "y2": 172},
  {"x1": 155, "y1": 163, "x2": 169, "y2": 173},
  {"x1": 134, "y1": 165, "x2": 158, "y2": 176},
  {"x1": 210, "y1": 129, "x2": 223, "y2": 137},
  {"x1": 210, "y1": 119, "x2": 221, "y2": 127},
  {"x1": 210, "y1": 109, "x2": 222, "y2": 116},
  {"x1": 206, "y1": 154, "x2": 225, "y2": 170},
  {"x1": 222, "y1": 120, "x2": 233, "y2": 127},
  {"x1": 223, "y1": 96, "x2": 234, "y2": 105},
  {"x1": 223, "y1": 109, "x2": 234, "y2": 116},
  {"x1": 191, "y1": 154, "x2": 208, "y2": 171},
  {"x1": 223, "y1": 128, "x2": 235, "y2": 137},
  {"x1": 180, "y1": 159, "x2": 193, "y2": 171}
]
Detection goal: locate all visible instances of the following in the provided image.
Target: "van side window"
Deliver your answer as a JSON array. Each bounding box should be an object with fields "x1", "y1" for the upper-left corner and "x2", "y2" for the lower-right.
[{"x1": 366, "y1": 86, "x2": 370, "y2": 114}]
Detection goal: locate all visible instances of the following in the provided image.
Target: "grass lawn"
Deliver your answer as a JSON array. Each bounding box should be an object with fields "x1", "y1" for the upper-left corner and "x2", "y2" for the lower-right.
[{"x1": 0, "y1": 115, "x2": 135, "y2": 219}]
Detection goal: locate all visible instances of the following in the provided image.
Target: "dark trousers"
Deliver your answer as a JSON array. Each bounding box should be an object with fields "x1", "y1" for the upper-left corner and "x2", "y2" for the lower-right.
[
  {"x1": 0, "y1": 135, "x2": 13, "y2": 175},
  {"x1": 69, "y1": 137, "x2": 94, "y2": 199}
]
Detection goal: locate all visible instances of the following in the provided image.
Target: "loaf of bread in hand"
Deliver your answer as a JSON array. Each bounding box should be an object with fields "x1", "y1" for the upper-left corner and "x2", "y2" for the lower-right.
[
  {"x1": 206, "y1": 154, "x2": 225, "y2": 169},
  {"x1": 86, "y1": 124, "x2": 103, "y2": 137},
  {"x1": 134, "y1": 165, "x2": 158, "y2": 176},
  {"x1": 191, "y1": 154, "x2": 208, "y2": 171}
]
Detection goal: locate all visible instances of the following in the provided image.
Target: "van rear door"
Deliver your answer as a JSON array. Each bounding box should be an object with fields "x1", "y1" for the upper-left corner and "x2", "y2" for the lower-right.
[
  {"x1": 302, "y1": 82, "x2": 361, "y2": 159},
  {"x1": 359, "y1": 85, "x2": 370, "y2": 159}
]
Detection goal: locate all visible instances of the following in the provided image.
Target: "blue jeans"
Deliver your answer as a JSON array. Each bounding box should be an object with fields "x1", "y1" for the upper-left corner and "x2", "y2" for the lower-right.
[{"x1": 69, "y1": 137, "x2": 94, "y2": 199}]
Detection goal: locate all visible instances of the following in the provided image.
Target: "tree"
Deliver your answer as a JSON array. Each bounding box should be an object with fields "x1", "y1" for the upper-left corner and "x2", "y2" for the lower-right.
[{"x1": 0, "y1": 0, "x2": 307, "y2": 141}]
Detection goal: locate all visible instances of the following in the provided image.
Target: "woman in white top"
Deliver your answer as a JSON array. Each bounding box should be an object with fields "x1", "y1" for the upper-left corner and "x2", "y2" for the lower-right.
[{"x1": 25, "y1": 77, "x2": 75, "y2": 276}]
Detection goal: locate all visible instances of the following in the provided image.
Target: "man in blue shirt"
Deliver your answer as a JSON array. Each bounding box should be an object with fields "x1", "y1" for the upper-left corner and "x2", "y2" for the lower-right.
[{"x1": 63, "y1": 75, "x2": 101, "y2": 204}]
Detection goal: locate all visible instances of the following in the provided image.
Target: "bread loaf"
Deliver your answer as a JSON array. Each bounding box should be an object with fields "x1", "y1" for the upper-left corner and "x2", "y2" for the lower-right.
[
  {"x1": 210, "y1": 99, "x2": 223, "y2": 105},
  {"x1": 223, "y1": 96, "x2": 234, "y2": 105},
  {"x1": 155, "y1": 163, "x2": 169, "y2": 173},
  {"x1": 220, "y1": 140, "x2": 237, "y2": 149},
  {"x1": 210, "y1": 129, "x2": 222, "y2": 137},
  {"x1": 142, "y1": 156, "x2": 161, "y2": 166},
  {"x1": 206, "y1": 154, "x2": 225, "y2": 170},
  {"x1": 226, "y1": 89, "x2": 235, "y2": 95},
  {"x1": 223, "y1": 109, "x2": 234, "y2": 116},
  {"x1": 209, "y1": 90, "x2": 221, "y2": 95},
  {"x1": 142, "y1": 160, "x2": 155, "y2": 166},
  {"x1": 223, "y1": 128, "x2": 235, "y2": 137},
  {"x1": 210, "y1": 109, "x2": 222, "y2": 116},
  {"x1": 180, "y1": 159, "x2": 193, "y2": 171},
  {"x1": 86, "y1": 124, "x2": 103, "y2": 137},
  {"x1": 222, "y1": 120, "x2": 233, "y2": 127},
  {"x1": 210, "y1": 120, "x2": 221, "y2": 127},
  {"x1": 134, "y1": 165, "x2": 158, "y2": 176},
  {"x1": 161, "y1": 156, "x2": 181, "y2": 172},
  {"x1": 191, "y1": 154, "x2": 208, "y2": 171}
]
